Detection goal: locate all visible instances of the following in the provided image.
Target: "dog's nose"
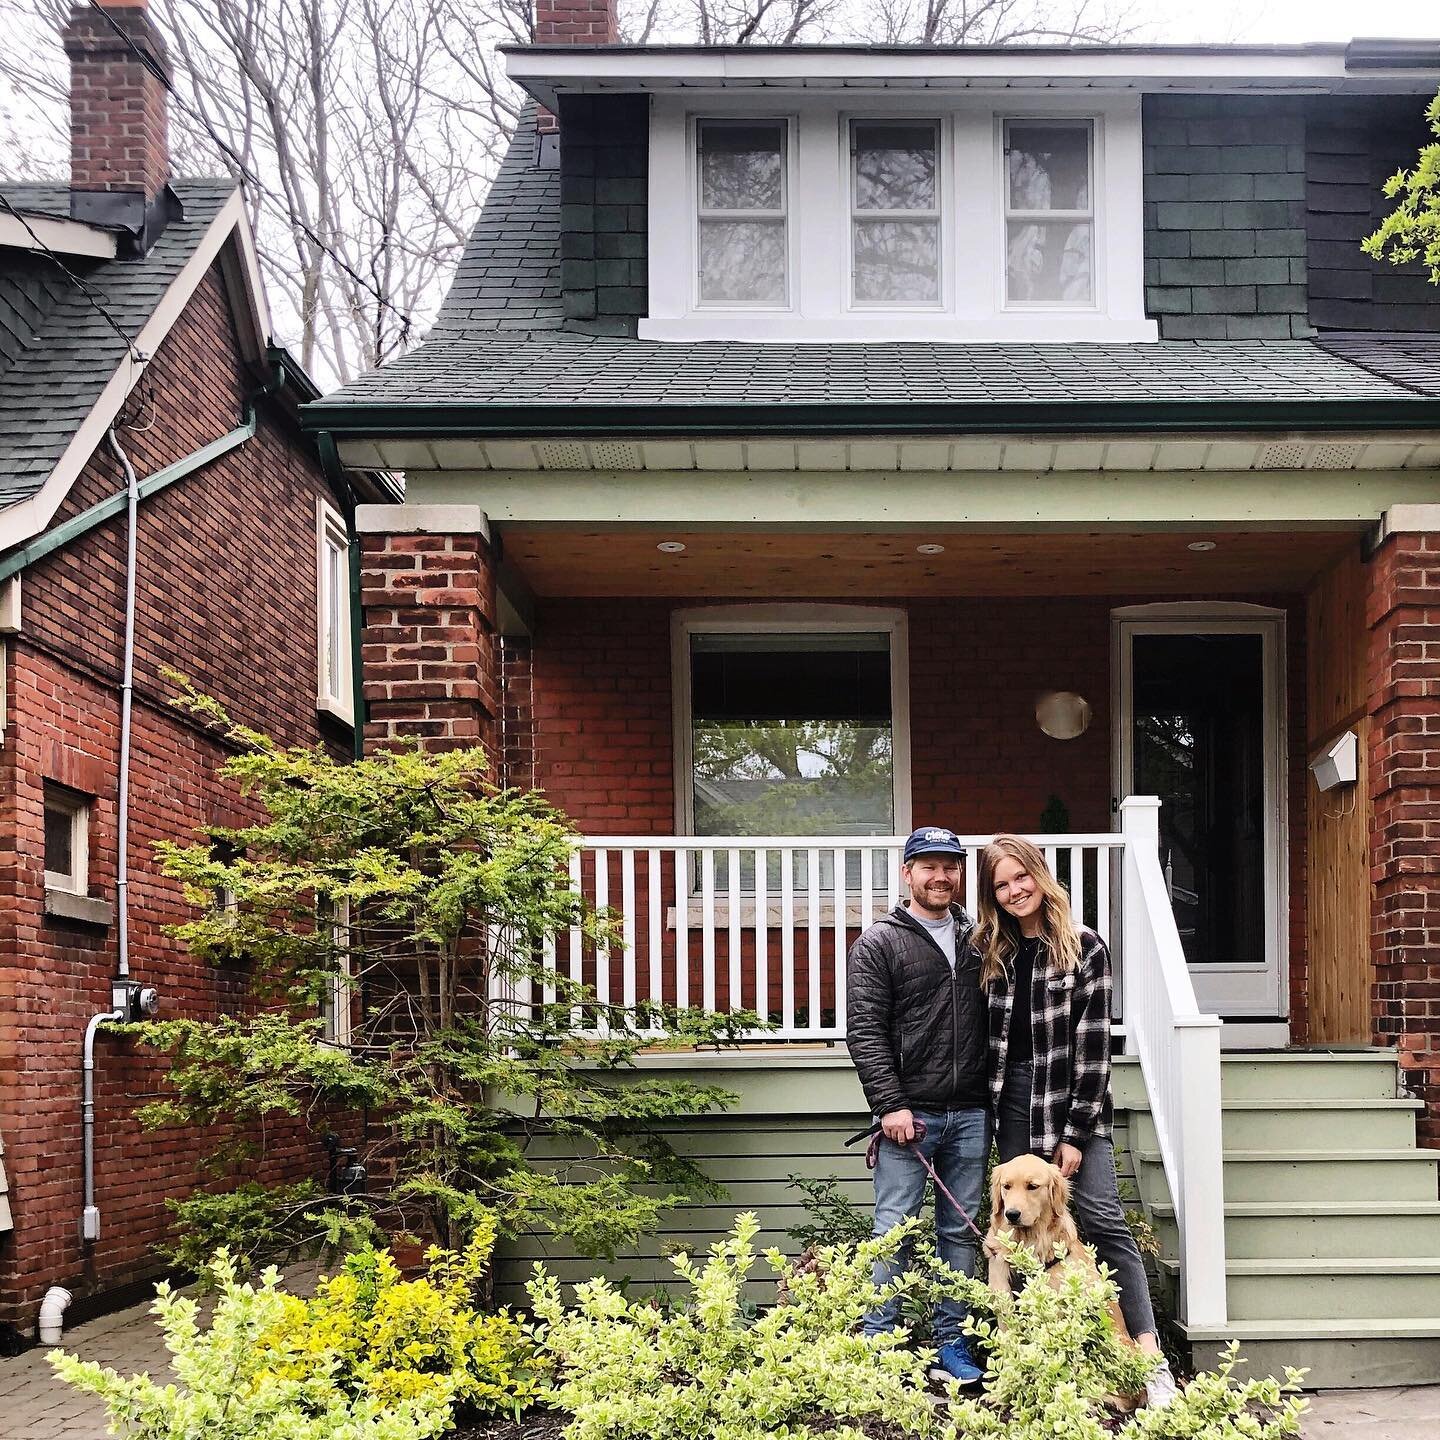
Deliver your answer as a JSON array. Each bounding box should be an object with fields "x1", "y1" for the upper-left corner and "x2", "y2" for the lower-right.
[{"x1": 1005, "y1": 1208, "x2": 1022, "y2": 1224}]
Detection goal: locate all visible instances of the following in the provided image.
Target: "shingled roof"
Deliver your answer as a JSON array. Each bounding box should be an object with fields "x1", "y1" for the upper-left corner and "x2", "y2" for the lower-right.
[{"x1": 0, "y1": 179, "x2": 235, "y2": 508}]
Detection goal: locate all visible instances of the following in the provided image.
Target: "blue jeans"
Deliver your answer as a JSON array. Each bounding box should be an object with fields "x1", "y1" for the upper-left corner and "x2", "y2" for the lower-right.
[{"x1": 863, "y1": 1106, "x2": 990, "y2": 1346}]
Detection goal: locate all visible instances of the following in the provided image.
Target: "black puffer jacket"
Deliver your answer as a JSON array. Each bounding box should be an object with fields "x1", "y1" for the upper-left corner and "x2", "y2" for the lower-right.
[{"x1": 846, "y1": 904, "x2": 989, "y2": 1119}]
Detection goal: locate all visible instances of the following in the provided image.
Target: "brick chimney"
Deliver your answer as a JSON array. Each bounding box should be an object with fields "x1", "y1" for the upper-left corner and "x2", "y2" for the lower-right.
[
  {"x1": 62, "y1": 0, "x2": 173, "y2": 238},
  {"x1": 534, "y1": 0, "x2": 618, "y2": 44}
]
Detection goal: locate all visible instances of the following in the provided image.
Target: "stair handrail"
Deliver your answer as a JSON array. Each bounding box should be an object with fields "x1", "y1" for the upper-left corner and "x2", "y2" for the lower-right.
[{"x1": 1119, "y1": 797, "x2": 1228, "y2": 1329}]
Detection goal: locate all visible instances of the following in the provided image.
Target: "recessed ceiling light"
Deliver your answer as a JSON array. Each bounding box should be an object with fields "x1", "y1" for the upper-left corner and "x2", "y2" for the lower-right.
[
  {"x1": 1187, "y1": 540, "x2": 1217, "y2": 552},
  {"x1": 657, "y1": 541, "x2": 686, "y2": 554},
  {"x1": 916, "y1": 543, "x2": 946, "y2": 555}
]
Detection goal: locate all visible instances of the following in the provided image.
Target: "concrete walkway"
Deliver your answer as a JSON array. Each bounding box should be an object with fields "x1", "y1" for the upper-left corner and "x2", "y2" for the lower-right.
[{"x1": 1, "y1": 1285, "x2": 1437, "y2": 1438}]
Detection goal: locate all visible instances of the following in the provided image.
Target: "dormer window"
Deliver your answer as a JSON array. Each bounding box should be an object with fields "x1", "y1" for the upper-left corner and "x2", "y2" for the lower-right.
[
  {"x1": 1003, "y1": 119, "x2": 1094, "y2": 308},
  {"x1": 696, "y1": 119, "x2": 790, "y2": 307},
  {"x1": 850, "y1": 121, "x2": 942, "y2": 307}
]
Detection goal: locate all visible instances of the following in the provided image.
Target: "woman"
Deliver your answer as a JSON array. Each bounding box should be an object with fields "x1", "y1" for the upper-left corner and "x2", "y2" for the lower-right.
[{"x1": 976, "y1": 834, "x2": 1177, "y2": 1407}]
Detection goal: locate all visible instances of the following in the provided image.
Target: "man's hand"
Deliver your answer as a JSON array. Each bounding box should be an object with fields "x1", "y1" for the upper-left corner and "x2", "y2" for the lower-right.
[
  {"x1": 1053, "y1": 1142, "x2": 1083, "y2": 1179},
  {"x1": 881, "y1": 1108, "x2": 916, "y2": 1144}
]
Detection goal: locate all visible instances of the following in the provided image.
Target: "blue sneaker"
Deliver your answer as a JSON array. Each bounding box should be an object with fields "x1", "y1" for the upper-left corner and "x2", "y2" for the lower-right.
[{"x1": 928, "y1": 1337, "x2": 983, "y2": 1387}]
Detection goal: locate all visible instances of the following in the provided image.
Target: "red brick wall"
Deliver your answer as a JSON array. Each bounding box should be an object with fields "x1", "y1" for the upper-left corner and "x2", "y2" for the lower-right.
[
  {"x1": 1367, "y1": 530, "x2": 1440, "y2": 1146},
  {"x1": 0, "y1": 262, "x2": 346, "y2": 1331},
  {"x1": 534, "y1": 0, "x2": 619, "y2": 43}
]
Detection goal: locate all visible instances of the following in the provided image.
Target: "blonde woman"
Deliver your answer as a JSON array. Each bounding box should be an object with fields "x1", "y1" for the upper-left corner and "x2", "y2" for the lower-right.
[{"x1": 976, "y1": 835, "x2": 1176, "y2": 1407}]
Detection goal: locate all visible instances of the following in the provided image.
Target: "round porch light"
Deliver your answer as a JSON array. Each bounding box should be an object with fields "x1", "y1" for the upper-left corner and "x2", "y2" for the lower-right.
[
  {"x1": 1035, "y1": 691, "x2": 1092, "y2": 741},
  {"x1": 916, "y1": 543, "x2": 946, "y2": 555},
  {"x1": 1187, "y1": 540, "x2": 1217, "y2": 552},
  {"x1": 656, "y1": 541, "x2": 686, "y2": 553}
]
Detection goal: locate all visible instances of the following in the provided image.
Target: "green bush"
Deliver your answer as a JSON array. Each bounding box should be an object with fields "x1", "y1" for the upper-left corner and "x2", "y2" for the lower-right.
[{"x1": 528, "y1": 1213, "x2": 1307, "y2": 1440}]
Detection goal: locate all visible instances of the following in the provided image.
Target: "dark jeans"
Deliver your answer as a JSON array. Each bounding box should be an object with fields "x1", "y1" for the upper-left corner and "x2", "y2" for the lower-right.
[
  {"x1": 863, "y1": 1106, "x2": 990, "y2": 1347},
  {"x1": 996, "y1": 1062, "x2": 1157, "y2": 1340}
]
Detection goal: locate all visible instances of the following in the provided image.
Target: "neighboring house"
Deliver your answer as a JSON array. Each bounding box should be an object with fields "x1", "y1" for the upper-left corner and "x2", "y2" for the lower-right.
[
  {"x1": 308, "y1": 3, "x2": 1440, "y2": 1385},
  {"x1": 0, "y1": 0, "x2": 393, "y2": 1343}
]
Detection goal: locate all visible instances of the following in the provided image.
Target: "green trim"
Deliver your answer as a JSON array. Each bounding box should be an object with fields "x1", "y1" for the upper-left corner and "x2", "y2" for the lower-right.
[{"x1": 302, "y1": 396, "x2": 1440, "y2": 440}]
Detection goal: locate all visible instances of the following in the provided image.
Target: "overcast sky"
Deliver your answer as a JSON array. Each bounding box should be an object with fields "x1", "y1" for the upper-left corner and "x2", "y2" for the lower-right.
[{"x1": 1145, "y1": 0, "x2": 1437, "y2": 43}]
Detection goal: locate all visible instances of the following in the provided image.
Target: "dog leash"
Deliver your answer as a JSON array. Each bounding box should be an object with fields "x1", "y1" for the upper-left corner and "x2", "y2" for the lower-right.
[{"x1": 846, "y1": 1118, "x2": 988, "y2": 1245}]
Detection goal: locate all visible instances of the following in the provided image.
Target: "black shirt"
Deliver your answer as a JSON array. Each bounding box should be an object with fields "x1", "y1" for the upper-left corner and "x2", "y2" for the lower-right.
[{"x1": 1008, "y1": 936, "x2": 1041, "y2": 1069}]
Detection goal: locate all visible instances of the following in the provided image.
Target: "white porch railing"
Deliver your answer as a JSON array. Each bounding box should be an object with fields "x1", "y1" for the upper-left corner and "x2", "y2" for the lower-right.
[
  {"x1": 543, "y1": 813, "x2": 1226, "y2": 1329},
  {"x1": 1118, "y1": 798, "x2": 1228, "y2": 1328}
]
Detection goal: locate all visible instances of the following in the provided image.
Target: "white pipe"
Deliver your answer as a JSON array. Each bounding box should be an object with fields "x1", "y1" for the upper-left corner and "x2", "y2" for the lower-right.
[
  {"x1": 38, "y1": 1286, "x2": 72, "y2": 1345},
  {"x1": 106, "y1": 426, "x2": 138, "y2": 981},
  {"x1": 82, "y1": 1006, "x2": 123, "y2": 1242}
]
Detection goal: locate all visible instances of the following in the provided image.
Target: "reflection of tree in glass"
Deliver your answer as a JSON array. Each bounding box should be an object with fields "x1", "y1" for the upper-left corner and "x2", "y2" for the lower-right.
[
  {"x1": 1136, "y1": 711, "x2": 1201, "y2": 898},
  {"x1": 699, "y1": 220, "x2": 786, "y2": 303},
  {"x1": 702, "y1": 129, "x2": 783, "y2": 210},
  {"x1": 855, "y1": 130, "x2": 935, "y2": 211},
  {"x1": 855, "y1": 222, "x2": 939, "y2": 303}
]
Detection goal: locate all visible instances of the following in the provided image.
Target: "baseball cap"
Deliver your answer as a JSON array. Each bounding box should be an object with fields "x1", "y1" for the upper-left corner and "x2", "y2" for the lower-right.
[{"x1": 902, "y1": 826, "x2": 965, "y2": 862}]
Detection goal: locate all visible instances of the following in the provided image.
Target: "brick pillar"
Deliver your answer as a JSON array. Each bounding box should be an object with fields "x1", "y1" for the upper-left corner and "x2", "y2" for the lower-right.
[
  {"x1": 532, "y1": 0, "x2": 618, "y2": 132},
  {"x1": 1367, "y1": 509, "x2": 1440, "y2": 1146},
  {"x1": 62, "y1": 0, "x2": 171, "y2": 200},
  {"x1": 356, "y1": 506, "x2": 499, "y2": 760}
]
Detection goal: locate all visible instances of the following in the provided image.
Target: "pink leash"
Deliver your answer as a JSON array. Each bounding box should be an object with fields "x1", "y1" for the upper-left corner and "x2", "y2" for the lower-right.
[{"x1": 849, "y1": 1117, "x2": 988, "y2": 1245}]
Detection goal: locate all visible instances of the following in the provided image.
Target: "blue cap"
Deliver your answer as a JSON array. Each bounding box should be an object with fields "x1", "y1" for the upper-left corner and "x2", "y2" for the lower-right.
[{"x1": 902, "y1": 827, "x2": 964, "y2": 862}]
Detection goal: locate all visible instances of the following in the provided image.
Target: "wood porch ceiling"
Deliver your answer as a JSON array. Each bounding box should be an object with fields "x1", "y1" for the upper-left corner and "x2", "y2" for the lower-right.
[{"x1": 498, "y1": 527, "x2": 1361, "y2": 598}]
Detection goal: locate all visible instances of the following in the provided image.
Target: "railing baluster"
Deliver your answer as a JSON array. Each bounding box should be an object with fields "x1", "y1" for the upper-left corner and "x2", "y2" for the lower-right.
[
  {"x1": 568, "y1": 848, "x2": 583, "y2": 1030},
  {"x1": 594, "y1": 849, "x2": 610, "y2": 1025},
  {"x1": 1069, "y1": 844, "x2": 1085, "y2": 927},
  {"x1": 754, "y1": 847, "x2": 768, "y2": 1029},
  {"x1": 833, "y1": 846, "x2": 848, "y2": 1037},
  {"x1": 886, "y1": 846, "x2": 900, "y2": 910},
  {"x1": 965, "y1": 846, "x2": 978, "y2": 916},
  {"x1": 781, "y1": 846, "x2": 796, "y2": 1038},
  {"x1": 1096, "y1": 841, "x2": 1111, "y2": 950},
  {"x1": 648, "y1": 848, "x2": 662, "y2": 1028},
  {"x1": 674, "y1": 844, "x2": 689, "y2": 1010},
  {"x1": 701, "y1": 848, "x2": 716, "y2": 1014},
  {"x1": 728, "y1": 846, "x2": 742, "y2": 1013},
  {"x1": 860, "y1": 843, "x2": 874, "y2": 928},
  {"x1": 621, "y1": 847, "x2": 637, "y2": 1018},
  {"x1": 807, "y1": 847, "x2": 820, "y2": 1037}
]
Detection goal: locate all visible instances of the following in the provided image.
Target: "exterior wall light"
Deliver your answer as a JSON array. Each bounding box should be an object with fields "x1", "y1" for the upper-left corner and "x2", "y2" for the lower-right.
[{"x1": 1036, "y1": 690, "x2": 1092, "y2": 740}]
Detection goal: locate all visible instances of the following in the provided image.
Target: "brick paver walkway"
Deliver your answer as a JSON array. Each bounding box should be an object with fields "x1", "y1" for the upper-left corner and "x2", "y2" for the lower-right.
[{"x1": 2, "y1": 1284, "x2": 1436, "y2": 1438}]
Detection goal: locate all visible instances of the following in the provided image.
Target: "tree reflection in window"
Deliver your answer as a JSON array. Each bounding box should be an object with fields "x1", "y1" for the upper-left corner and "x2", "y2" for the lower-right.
[
  {"x1": 697, "y1": 120, "x2": 788, "y2": 306},
  {"x1": 851, "y1": 121, "x2": 941, "y2": 305},
  {"x1": 1003, "y1": 120, "x2": 1094, "y2": 306}
]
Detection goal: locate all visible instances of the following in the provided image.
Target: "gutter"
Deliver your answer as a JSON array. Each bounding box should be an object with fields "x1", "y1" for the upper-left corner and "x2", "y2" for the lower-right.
[{"x1": 301, "y1": 396, "x2": 1440, "y2": 442}]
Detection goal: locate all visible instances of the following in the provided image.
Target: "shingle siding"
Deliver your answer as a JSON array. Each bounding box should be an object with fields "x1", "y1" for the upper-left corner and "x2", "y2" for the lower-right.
[
  {"x1": 1304, "y1": 96, "x2": 1440, "y2": 334},
  {"x1": 557, "y1": 94, "x2": 649, "y2": 337},
  {"x1": 1142, "y1": 95, "x2": 1313, "y2": 339}
]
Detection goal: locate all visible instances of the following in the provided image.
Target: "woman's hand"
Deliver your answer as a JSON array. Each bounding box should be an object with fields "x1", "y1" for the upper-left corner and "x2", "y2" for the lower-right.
[{"x1": 1052, "y1": 1142, "x2": 1083, "y2": 1178}]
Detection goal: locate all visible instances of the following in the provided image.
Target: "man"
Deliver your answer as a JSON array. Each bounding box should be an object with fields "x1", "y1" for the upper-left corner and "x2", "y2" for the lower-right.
[{"x1": 846, "y1": 827, "x2": 990, "y2": 1387}]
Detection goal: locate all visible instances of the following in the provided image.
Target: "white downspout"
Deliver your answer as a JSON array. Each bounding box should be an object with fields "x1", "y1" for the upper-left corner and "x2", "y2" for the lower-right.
[{"x1": 38, "y1": 1286, "x2": 72, "y2": 1345}]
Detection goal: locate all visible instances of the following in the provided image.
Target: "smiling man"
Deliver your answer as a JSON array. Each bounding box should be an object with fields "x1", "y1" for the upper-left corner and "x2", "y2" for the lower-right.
[{"x1": 846, "y1": 827, "x2": 991, "y2": 1387}]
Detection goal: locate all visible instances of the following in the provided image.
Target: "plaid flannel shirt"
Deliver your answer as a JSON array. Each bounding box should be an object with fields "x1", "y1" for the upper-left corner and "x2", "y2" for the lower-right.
[{"x1": 986, "y1": 926, "x2": 1113, "y2": 1156}]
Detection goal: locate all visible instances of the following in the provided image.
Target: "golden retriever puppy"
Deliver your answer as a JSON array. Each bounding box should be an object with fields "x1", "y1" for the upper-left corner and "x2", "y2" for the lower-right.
[{"x1": 983, "y1": 1153, "x2": 1133, "y2": 1346}]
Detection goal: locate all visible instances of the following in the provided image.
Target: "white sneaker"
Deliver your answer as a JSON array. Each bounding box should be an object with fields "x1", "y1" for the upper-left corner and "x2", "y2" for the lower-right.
[{"x1": 1144, "y1": 1359, "x2": 1178, "y2": 1408}]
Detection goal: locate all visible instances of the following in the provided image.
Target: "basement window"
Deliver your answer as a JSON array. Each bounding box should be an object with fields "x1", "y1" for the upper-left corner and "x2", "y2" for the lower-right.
[
  {"x1": 44, "y1": 784, "x2": 89, "y2": 895},
  {"x1": 316, "y1": 500, "x2": 353, "y2": 724}
]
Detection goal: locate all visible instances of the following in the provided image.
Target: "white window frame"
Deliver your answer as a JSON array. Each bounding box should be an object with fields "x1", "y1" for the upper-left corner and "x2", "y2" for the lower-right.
[
  {"x1": 692, "y1": 115, "x2": 795, "y2": 312},
  {"x1": 846, "y1": 116, "x2": 945, "y2": 311},
  {"x1": 644, "y1": 92, "x2": 1154, "y2": 343},
  {"x1": 316, "y1": 499, "x2": 354, "y2": 724},
  {"x1": 670, "y1": 604, "x2": 913, "y2": 841},
  {"x1": 43, "y1": 784, "x2": 89, "y2": 896},
  {"x1": 1000, "y1": 116, "x2": 1098, "y2": 312},
  {"x1": 321, "y1": 897, "x2": 354, "y2": 1047}
]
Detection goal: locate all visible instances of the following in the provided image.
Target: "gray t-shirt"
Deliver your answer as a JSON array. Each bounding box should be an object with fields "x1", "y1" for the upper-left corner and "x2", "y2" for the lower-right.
[{"x1": 909, "y1": 908, "x2": 957, "y2": 970}]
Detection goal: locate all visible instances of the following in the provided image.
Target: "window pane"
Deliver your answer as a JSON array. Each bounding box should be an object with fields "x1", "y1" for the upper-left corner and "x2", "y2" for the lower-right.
[
  {"x1": 700, "y1": 123, "x2": 784, "y2": 211},
  {"x1": 854, "y1": 123, "x2": 936, "y2": 211},
  {"x1": 1006, "y1": 219, "x2": 1093, "y2": 304},
  {"x1": 1007, "y1": 124, "x2": 1091, "y2": 211},
  {"x1": 691, "y1": 635, "x2": 893, "y2": 838},
  {"x1": 326, "y1": 538, "x2": 346, "y2": 698},
  {"x1": 854, "y1": 220, "x2": 940, "y2": 304},
  {"x1": 699, "y1": 220, "x2": 786, "y2": 304},
  {"x1": 44, "y1": 802, "x2": 74, "y2": 878}
]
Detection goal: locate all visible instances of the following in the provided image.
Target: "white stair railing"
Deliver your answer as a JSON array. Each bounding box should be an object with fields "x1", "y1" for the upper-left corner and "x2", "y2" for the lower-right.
[{"x1": 1119, "y1": 797, "x2": 1228, "y2": 1329}]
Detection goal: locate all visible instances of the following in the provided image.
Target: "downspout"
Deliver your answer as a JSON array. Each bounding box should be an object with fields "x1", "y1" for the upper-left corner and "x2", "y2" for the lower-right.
[{"x1": 106, "y1": 428, "x2": 139, "y2": 982}]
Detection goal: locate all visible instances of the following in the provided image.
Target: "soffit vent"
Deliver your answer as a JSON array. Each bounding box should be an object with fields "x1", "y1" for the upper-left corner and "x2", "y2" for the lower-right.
[
  {"x1": 1306, "y1": 443, "x2": 1361, "y2": 470},
  {"x1": 535, "y1": 440, "x2": 589, "y2": 469},
  {"x1": 1257, "y1": 441, "x2": 1307, "y2": 470},
  {"x1": 590, "y1": 441, "x2": 644, "y2": 470}
]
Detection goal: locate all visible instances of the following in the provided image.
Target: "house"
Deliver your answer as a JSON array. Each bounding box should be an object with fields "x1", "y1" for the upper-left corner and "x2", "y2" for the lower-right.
[
  {"x1": 305, "y1": 2, "x2": 1440, "y2": 1385},
  {"x1": 0, "y1": 0, "x2": 394, "y2": 1344}
]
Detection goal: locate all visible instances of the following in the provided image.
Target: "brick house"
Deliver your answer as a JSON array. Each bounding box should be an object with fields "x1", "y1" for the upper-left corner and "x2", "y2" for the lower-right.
[
  {"x1": 308, "y1": 7, "x2": 1440, "y2": 1384},
  {"x1": 0, "y1": 0, "x2": 394, "y2": 1342}
]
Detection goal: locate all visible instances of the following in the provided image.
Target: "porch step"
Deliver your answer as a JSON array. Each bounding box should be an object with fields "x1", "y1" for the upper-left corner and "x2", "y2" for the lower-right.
[
  {"x1": 1135, "y1": 1147, "x2": 1440, "y2": 1202},
  {"x1": 1113, "y1": 1049, "x2": 1401, "y2": 1103},
  {"x1": 1184, "y1": 1320, "x2": 1440, "y2": 1390},
  {"x1": 1129, "y1": 1098, "x2": 1423, "y2": 1151},
  {"x1": 1150, "y1": 1200, "x2": 1440, "y2": 1260},
  {"x1": 1156, "y1": 1257, "x2": 1440, "y2": 1322}
]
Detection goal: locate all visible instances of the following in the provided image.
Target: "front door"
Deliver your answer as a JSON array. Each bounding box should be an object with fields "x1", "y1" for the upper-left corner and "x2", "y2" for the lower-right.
[{"x1": 1114, "y1": 605, "x2": 1287, "y2": 1019}]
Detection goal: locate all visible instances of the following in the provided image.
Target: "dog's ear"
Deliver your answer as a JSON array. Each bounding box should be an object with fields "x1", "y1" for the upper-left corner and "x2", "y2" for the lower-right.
[
  {"x1": 990, "y1": 1166, "x2": 1006, "y2": 1226},
  {"x1": 1047, "y1": 1163, "x2": 1070, "y2": 1215}
]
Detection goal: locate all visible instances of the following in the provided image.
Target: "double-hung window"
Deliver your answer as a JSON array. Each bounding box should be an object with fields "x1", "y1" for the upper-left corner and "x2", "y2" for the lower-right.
[
  {"x1": 44, "y1": 784, "x2": 89, "y2": 895},
  {"x1": 1003, "y1": 118, "x2": 1095, "y2": 307},
  {"x1": 696, "y1": 119, "x2": 789, "y2": 307},
  {"x1": 316, "y1": 500, "x2": 353, "y2": 723},
  {"x1": 850, "y1": 120, "x2": 941, "y2": 306}
]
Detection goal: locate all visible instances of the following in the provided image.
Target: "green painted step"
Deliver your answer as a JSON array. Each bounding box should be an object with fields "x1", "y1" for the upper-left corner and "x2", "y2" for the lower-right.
[
  {"x1": 1182, "y1": 1319, "x2": 1440, "y2": 1390},
  {"x1": 1157, "y1": 1257, "x2": 1440, "y2": 1322},
  {"x1": 1129, "y1": 1099, "x2": 1423, "y2": 1152},
  {"x1": 1149, "y1": 1201, "x2": 1440, "y2": 1260},
  {"x1": 1135, "y1": 1148, "x2": 1440, "y2": 1202},
  {"x1": 1114, "y1": 1050, "x2": 1401, "y2": 1102}
]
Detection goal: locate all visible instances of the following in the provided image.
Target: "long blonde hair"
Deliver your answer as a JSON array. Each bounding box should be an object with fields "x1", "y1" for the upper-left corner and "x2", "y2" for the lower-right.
[{"x1": 975, "y1": 834, "x2": 1082, "y2": 987}]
